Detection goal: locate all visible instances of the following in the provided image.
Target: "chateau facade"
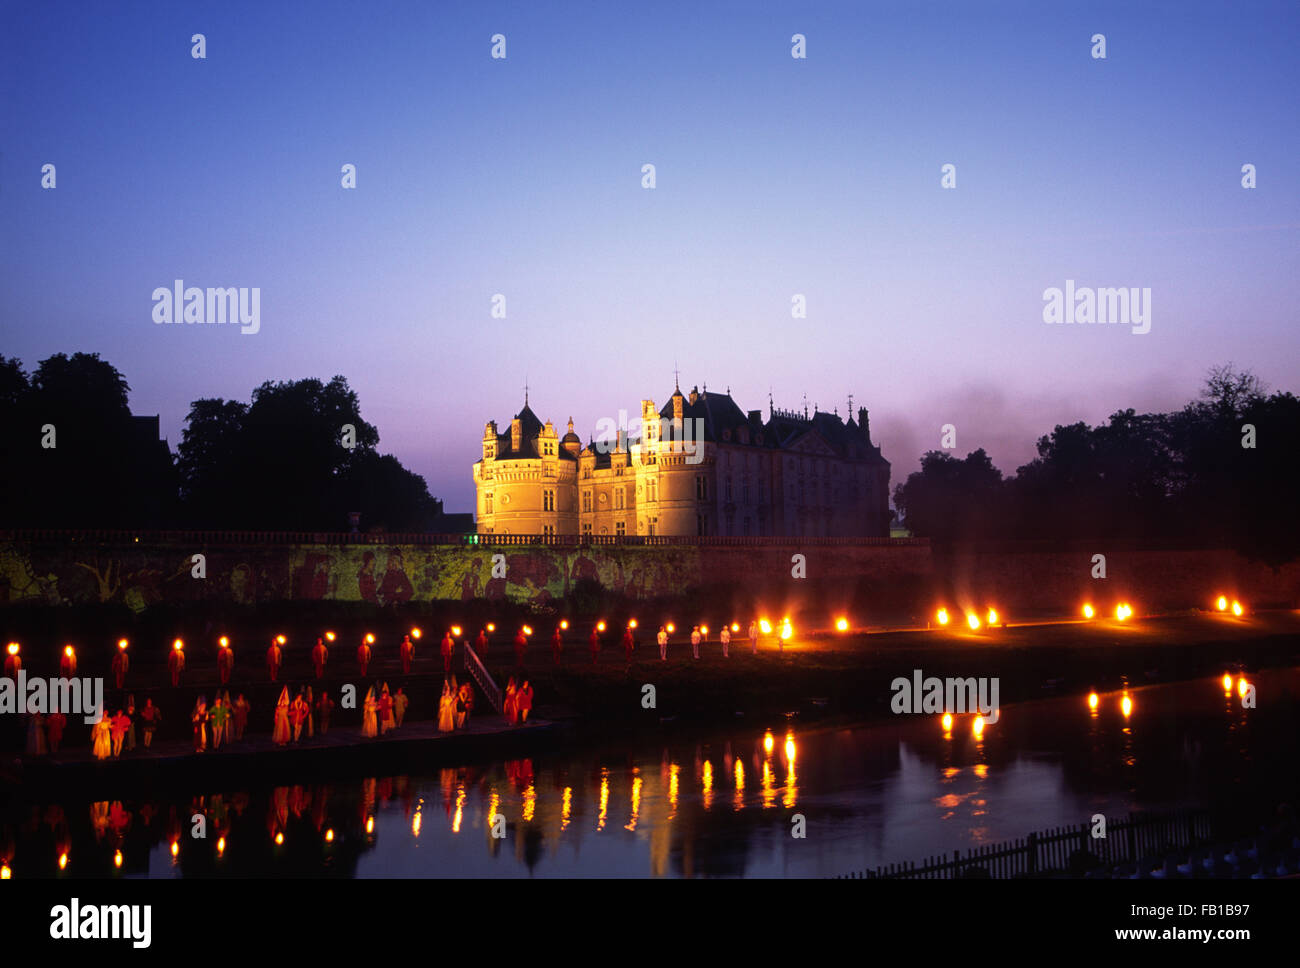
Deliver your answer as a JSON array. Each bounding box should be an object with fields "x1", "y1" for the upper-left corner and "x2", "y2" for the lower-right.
[{"x1": 472, "y1": 384, "x2": 891, "y2": 538}]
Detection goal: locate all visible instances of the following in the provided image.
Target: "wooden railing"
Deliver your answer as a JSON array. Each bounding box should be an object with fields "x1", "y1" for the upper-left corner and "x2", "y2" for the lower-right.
[
  {"x1": 462, "y1": 642, "x2": 501, "y2": 714},
  {"x1": 838, "y1": 809, "x2": 1213, "y2": 879}
]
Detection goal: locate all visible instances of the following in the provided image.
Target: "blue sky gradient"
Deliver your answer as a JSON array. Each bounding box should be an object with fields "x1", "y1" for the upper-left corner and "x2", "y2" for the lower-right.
[{"x1": 3, "y1": 0, "x2": 1297, "y2": 512}]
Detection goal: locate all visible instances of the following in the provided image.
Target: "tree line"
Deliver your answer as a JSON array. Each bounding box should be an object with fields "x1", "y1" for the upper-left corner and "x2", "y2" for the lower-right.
[
  {"x1": 0, "y1": 352, "x2": 438, "y2": 531},
  {"x1": 893, "y1": 366, "x2": 1300, "y2": 563}
]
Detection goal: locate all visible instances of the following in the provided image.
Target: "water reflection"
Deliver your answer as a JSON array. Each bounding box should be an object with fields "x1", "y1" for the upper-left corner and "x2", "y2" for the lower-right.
[{"x1": 1, "y1": 668, "x2": 1298, "y2": 877}]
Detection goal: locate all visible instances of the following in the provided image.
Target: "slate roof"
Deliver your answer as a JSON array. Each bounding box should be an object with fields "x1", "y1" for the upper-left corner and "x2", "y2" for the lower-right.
[{"x1": 490, "y1": 402, "x2": 576, "y2": 462}]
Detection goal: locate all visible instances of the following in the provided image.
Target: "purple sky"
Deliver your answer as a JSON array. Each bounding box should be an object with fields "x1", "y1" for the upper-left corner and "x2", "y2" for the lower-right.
[{"x1": 2, "y1": 1, "x2": 1297, "y2": 512}]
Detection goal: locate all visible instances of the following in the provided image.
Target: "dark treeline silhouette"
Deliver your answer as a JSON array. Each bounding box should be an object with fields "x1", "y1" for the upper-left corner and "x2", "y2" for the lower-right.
[
  {"x1": 0, "y1": 352, "x2": 438, "y2": 532},
  {"x1": 894, "y1": 366, "x2": 1300, "y2": 564}
]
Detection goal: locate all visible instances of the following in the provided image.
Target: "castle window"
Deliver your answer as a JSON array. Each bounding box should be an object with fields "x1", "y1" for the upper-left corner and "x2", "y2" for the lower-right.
[
  {"x1": 725, "y1": 478, "x2": 732, "y2": 501},
  {"x1": 582, "y1": 491, "x2": 592, "y2": 513},
  {"x1": 615, "y1": 488, "x2": 625, "y2": 510},
  {"x1": 582, "y1": 523, "x2": 592, "y2": 536},
  {"x1": 485, "y1": 493, "x2": 494, "y2": 514},
  {"x1": 616, "y1": 521, "x2": 626, "y2": 536},
  {"x1": 543, "y1": 489, "x2": 555, "y2": 511},
  {"x1": 697, "y1": 514, "x2": 707, "y2": 536},
  {"x1": 696, "y1": 475, "x2": 708, "y2": 500},
  {"x1": 543, "y1": 524, "x2": 554, "y2": 536}
]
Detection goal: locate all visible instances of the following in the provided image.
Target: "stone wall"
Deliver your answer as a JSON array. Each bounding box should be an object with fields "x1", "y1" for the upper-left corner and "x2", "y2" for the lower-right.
[{"x1": 0, "y1": 533, "x2": 1295, "y2": 615}]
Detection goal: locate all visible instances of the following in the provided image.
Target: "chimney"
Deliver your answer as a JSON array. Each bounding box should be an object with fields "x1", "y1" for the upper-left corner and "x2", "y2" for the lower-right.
[
  {"x1": 689, "y1": 385, "x2": 699, "y2": 406},
  {"x1": 616, "y1": 428, "x2": 626, "y2": 452},
  {"x1": 858, "y1": 407, "x2": 870, "y2": 439},
  {"x1": 672, "y1": 393, "x2": 684, "y2": 421},
  {"x1": 511, "y1": 416, "x2": 522, "y2": 452}
]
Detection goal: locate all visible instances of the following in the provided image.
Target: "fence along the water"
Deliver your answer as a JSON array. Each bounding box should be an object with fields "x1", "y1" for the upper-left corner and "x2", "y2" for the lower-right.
[{"x1": 839, "y1": 810, "x2": 1212, "y2": 879}]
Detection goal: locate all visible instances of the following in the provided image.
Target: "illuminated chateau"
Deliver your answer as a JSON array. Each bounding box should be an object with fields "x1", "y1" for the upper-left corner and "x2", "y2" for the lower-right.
[{"x1": 473, "y1": 382, "x2": 890, "y2": 537}]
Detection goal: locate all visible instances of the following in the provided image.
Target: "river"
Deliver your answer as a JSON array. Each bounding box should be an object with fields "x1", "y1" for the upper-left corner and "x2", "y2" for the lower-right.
[{"x1": 3, "y1": 667, "x2": 1296, "y2": 877}]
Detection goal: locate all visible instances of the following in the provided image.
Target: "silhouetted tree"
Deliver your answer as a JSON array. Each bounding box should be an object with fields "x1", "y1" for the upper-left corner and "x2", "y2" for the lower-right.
[
  {"x1": 337, "y1": 452, "x2": 438, "y2": 532},
  {"x1": 893, "y1": 449, "x2": 1005, "y2": 542},
  {"x1": 895, "y1": 365, "x2": 1299, "y2": 562},
  {"x1": 177, "y1": 375, "x2": 436, "y2": 530},
  {"x1": 0, "y1": 352, "x2": 176, "y2": 527}
]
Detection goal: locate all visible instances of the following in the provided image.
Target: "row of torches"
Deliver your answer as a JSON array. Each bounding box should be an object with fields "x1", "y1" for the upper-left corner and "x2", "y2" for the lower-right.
[{"x1": 2, "y1": 593, "x2": 1250, "y2": 664}]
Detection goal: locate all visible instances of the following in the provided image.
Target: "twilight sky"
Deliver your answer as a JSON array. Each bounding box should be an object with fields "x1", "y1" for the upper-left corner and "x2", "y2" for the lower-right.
[{"x1": 3, "y1": 0, "x2": 1297, "y2": 514}]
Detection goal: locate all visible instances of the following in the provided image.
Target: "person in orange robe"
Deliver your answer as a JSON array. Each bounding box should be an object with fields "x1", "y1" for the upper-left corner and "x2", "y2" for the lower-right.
[
  {"x1": 589, "y1": 626, "x2": 601, "y2": 665},
  {"x1": 59, "y1": 646, "x2": 76, "y2": 678},
  {"x1": 315, "y1": 689, "x2": 333, "y2": 734},
  {"x1": 622, "y1": 625, "x2": 635, "y2": 661},
  {"x1": 110, "y1": 710, "x2": 130, "y2": 757},
  {"x1": 112, "y1": 646, "x2": 129, "y2": 688},
  {"x1": 218, "y1": 642, "x2": 234, "y2": 685},
  {"x1": 356, "y1": 638, "x2": 372, "y2": 677},
  {"x1": 440, "y1": 631, "x2": 454, "y2": 673},
  {"x1": 517, "y1": 681, "x2": 534, "y2": 723},
  {"x1": 168, "y1": 646, "x2": 185, "y2": 687},
  {"x1": 551, "y1": 626, "x2": 563, "y2": 665},
  {"x1": 503, "y1": 678, "x2": 518, "y2": 725},
  {"x1": 139, "y1": 699, "x2": 160, "y2": 747},
  {"x1": 514, "y1": 630, "x2": 527, "y2": 669},
  {"x1": 4, "y1": 647, "x2": 21, "y2": 680},
  {"x1": 312, "y1": 637, "x2": 328, "y2": 678},
  {"x1": 266, "y1": 640, "x2": 282, "y2": 682},
  {"x1": 289, "y1": 692, "x2": 308, "y2": 743},
  {"x1": 475, "y1": 627, "x2": 489, "y2": 658},
  {"x1": 190, "y1": 699, "x2": 208, "y2": 752},
  {"x1": 400, "y1": 635, "x2": 414, "y2": 675}
]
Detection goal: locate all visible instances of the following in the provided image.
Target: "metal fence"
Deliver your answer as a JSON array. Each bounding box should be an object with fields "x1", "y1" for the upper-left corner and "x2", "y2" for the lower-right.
[
  {"x1": 0, "y1": 528, "x2": 927, "y2": 549},
  {"x1": 839, "y1": 810, "x2": 1213, "y2": 879}
]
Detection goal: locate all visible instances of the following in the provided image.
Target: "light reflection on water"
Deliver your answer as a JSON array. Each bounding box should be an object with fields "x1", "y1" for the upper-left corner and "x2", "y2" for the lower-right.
[{"x1": 3, "y1": 668, "x2": 1298, "y2": 878}]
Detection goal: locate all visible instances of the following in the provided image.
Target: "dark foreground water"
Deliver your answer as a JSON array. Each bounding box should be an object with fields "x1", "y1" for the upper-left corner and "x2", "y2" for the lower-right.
[{"x1": 3, "y1": 668, "x2": 1297, "y2": 877}]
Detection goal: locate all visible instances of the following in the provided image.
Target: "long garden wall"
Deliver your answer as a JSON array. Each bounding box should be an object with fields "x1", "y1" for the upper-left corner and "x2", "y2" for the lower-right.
[{"x1": 0, "y1": 532, "x2": 1295, "y2": 615}]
